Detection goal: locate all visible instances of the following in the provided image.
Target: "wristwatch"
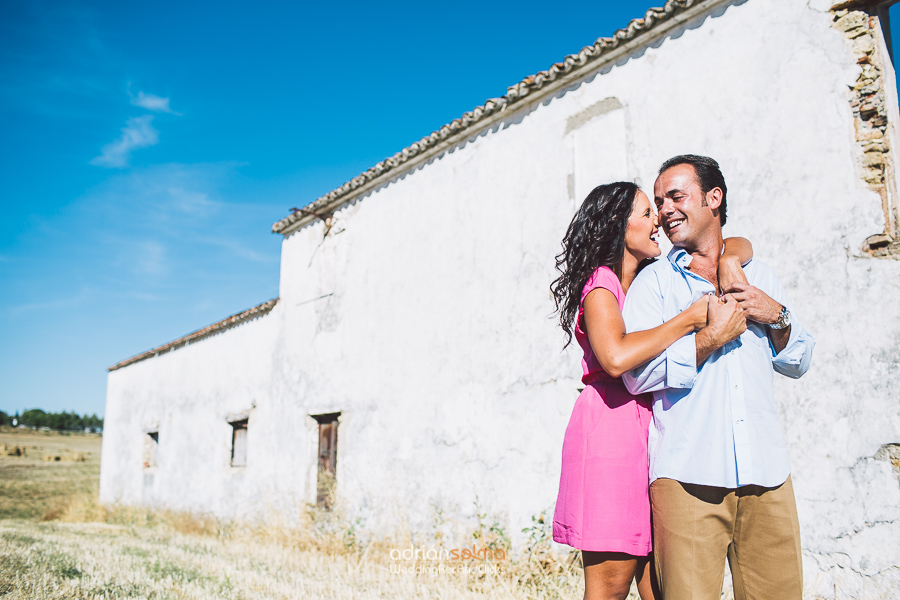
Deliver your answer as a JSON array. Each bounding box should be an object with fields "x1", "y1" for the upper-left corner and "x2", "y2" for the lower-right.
[{"x1": 769, "y1": 305, "x2": 791, "y2": 330}]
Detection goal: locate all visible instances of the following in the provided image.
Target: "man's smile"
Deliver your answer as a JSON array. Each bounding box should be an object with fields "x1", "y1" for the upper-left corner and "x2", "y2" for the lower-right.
[{"x1": 664, "y1": 217, "x2": 686, "y2": 232}]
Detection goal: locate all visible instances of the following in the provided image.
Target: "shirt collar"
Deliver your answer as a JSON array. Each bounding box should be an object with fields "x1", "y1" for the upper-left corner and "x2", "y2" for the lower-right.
[
  {"x1": 668, "y1": 246, "x2": 692, "y2": 271},
  {"x1": 667, "y1": 243, "x2": 727, "y2": 272}
]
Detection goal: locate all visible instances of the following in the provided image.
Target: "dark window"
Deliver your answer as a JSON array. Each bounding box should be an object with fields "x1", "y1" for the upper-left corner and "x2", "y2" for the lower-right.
[
  {"x1": 312, "y1": 413, "x2": 340, "y2": 509},
  {"x1": 230, "y1": 419, "x2": 248, "y2": 467},
  {"x1": 143, "y1": 431, "x2": 159, "y2": 469}
]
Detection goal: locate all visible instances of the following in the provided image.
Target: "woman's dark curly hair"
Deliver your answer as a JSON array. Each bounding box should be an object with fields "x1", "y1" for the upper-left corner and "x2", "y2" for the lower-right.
[{"x1": 550, "y1": 181, "x2": 640, "y2": 347}]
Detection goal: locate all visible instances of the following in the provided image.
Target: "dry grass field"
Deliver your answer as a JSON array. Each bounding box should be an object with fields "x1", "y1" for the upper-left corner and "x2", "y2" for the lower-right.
[
  {"x1": 0, "y1": 428, "x2": 603, "y2": 600},
  {"x1": 0, "y1": 428, "x2": 100, "y2": 521},
  {"x1": 0, "y1": 429, "x2": 782, "y2": 599},
  {"x1": 0, "y1": 518, "x2": 579, "y2": 600}
]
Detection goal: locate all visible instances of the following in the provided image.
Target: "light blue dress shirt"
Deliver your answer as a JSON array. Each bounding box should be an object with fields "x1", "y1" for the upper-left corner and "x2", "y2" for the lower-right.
[{"x1": 621, "y1": 248, "x2": 815, "y2": 489}]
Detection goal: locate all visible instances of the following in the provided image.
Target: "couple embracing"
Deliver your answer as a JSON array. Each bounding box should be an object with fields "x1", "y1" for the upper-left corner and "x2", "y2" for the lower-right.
[{"x1": 551, "y1": 155, "x2": 815, "y2": 600}]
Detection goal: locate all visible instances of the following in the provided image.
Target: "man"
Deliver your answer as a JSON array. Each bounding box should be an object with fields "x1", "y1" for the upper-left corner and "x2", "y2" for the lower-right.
[{"x1": 622, "y1": 155, "x2": 815, "y2": 600}]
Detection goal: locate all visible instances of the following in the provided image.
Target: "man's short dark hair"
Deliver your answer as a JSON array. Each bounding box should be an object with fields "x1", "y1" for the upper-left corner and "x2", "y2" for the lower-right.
[{"x1": 659, "y1": 154, "x2": 727, "y2": 226}]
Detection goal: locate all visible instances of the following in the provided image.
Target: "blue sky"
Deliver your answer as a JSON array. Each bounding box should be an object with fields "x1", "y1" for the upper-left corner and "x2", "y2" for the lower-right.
[{"x1": 2, "y1": 2, "x2": 899, "y2": 418}]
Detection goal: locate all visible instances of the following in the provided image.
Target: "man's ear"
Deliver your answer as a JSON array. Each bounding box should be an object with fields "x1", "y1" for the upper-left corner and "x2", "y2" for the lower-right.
[{"x1": 705, "y1": 187, "x2": 723, "y2": 211}]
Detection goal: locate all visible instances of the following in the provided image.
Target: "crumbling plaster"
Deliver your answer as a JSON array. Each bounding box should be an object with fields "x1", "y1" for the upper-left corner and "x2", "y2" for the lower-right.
[{"x1": 832, "y1": 6, "x2": 900, "y2": 257}]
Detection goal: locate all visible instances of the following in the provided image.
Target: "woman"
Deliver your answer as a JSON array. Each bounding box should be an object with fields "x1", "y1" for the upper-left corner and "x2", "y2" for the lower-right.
[{"x1": 550, "y1": 182, "x2": 750, "y2": 600}]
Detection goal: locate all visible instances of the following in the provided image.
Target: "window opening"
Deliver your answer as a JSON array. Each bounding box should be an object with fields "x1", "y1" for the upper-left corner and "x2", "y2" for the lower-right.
[
  {"x1": 143, "y1": 431, "x2": 159, "y2": 469},
  {"x1": 230, "y1": 419, "x2": 248, "y2": 467},
  {"x1": 312, "y1": 412, "x2": 340, "y2": 509}
]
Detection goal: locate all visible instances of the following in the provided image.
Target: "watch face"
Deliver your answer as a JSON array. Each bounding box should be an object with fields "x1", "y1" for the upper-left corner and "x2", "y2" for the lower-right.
[{"x1": 775, "y1": 307, "x2": 790, "y2": 329}]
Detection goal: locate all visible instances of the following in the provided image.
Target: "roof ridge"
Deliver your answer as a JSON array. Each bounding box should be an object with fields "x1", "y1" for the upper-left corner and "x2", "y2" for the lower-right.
[
  {"x1": 272, "y1": 0, "x2": 712, "y2": 235},
  {"x1": 108, "y1": 298, "x2": 279, "y2": 371}
]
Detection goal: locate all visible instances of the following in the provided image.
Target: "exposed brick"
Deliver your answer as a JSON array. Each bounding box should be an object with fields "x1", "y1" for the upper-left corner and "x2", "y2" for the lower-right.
[
  {"x1": 856, "y1": 129, "x2": 884, "y2": 141},
  {"x1": 834, "y1": 9, "x2": 899, "y2": 258},
  {"x1": 851, "y1": 34, "x2": 875, "y2": 55},
  {"x1": 862, "y1": 151, "x2": 885, "y2": 168},
  {"x1": 834, "y1": 12, "x2": 868, "y2": 33}
]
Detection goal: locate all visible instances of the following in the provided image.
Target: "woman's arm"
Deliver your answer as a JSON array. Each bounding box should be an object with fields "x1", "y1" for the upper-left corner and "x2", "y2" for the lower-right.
[
  {"x1": 582, "y1": 289, "x2": 710, "y2": 378},
  {"x1": 718, "y1": 237, "x2": 753, "y2": 293}
]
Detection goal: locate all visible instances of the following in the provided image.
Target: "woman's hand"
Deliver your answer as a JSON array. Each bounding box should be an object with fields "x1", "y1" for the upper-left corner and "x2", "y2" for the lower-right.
[
  {"x1": 717, "y1": 255, "x2": 748, "y2": 295},
  {"x1": 683, "y1": 294, "x2": 712, "y2": 331}
]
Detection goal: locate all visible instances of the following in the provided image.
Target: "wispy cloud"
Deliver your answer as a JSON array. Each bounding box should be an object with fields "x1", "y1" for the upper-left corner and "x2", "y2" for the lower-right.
[
  {"x1": 130, "y1": 91, "x2": 180, "y2": 115},
  {"x1": 195, "y1": 235, "x2": 279, "y2": 263},
  {"x1": 166, "y1": 187, "x2": 217, "y2": 217},
  {"x1": 134, "y1": 239, "x2": 167, "y2": 276},
  {"x1": 9, "y1": 289, "x2": 91, "y2": 316},
  {"x1": 5, "y1": 161, "x2": 281, "y2": 322},
  {"x1": 90, "y1": 115, "x2": 158, "y2": 168}
]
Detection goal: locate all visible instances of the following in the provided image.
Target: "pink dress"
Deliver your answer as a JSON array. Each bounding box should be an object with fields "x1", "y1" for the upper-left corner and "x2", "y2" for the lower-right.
[{"x1": 552, "y1": 266, "x2": 653, "y2": 556}]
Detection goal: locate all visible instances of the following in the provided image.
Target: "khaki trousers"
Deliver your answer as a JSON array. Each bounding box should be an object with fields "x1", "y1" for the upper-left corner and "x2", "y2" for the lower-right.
[{"x1": 650, "y1": 476, "x2": 802, "y2": 600}]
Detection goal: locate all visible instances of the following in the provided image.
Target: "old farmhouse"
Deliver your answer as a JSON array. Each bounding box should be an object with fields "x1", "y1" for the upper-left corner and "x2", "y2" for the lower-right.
[{"x1": 101, "y1": 0, "x2": 900, "y2": 596}]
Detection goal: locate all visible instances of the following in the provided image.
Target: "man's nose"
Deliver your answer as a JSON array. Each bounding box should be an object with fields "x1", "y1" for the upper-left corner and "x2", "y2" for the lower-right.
[{"x1": 658, "y1": 198, "x2": 675, "y2": 216}]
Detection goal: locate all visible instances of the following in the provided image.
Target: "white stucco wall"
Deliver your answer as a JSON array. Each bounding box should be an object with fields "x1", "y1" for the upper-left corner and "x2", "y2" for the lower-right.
[
  {"x1": 99, "y1": 310, "x2": 306, "y2": 517},
  {"x1": 101, "y1": 0, "x2": 900, "y2": 596}
]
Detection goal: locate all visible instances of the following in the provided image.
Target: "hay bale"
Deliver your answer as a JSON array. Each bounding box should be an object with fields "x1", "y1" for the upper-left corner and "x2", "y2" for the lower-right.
[
  {"x1": 3, "y1": 444, "x2": 26, "y2": 457},
  {"x1": 42, "y1": 452, "x2": 88, "y2": 462}
]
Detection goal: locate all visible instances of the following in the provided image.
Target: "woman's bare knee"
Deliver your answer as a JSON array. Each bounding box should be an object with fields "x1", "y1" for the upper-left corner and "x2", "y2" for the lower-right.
[{"x1": 583, "y1": 551, "x2": 637, "y2": 600}]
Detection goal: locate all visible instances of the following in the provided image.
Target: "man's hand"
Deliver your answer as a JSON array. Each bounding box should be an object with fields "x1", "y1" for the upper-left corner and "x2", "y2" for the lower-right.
[
  {"x1": 723, "y1": 282, "x2": 781, "y2": 324},
  {"x1": 708, "y1": 294, "x2": 747, "y2": 343},
  {"x1": 696, "y1": 294, "x2": 746, "y2": 365},
  {"x1": 723, "y1": 282, "x2": 792, "y2": 354}
]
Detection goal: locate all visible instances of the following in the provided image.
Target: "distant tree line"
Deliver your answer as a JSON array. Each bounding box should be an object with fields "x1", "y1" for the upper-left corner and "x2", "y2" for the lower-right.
[{"x1": 0, "y1": 409, "x2": 103, "y2": 432}]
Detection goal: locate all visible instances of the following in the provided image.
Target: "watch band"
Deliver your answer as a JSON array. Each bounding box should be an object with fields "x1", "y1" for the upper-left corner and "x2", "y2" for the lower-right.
[{"x1": 769, "y1": 305, "x2": 791, "y2": 330}]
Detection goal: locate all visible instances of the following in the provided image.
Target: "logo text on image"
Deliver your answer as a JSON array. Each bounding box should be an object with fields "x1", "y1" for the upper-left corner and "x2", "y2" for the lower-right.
[{"x1": 389, "y1": 544, "x2": 507, "y2": 562}]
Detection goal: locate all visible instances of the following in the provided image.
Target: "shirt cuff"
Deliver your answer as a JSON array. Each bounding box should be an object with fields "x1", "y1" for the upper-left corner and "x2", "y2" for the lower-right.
[
  {"x1": 772, "y1": 322, "x2": 813, "y2": 370},
  {"x1": 666, "y1": 333, "x2": 698, "y2": 389}
]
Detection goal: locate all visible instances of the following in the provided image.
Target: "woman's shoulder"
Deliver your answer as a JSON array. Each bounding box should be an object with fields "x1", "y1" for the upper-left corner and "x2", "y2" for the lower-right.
[{"x1": 581, "y1": 266, "x2": 623, "y2": 305}]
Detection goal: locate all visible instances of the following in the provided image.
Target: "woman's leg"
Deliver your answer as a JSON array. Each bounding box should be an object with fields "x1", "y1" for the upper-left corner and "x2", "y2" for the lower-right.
[
  {"x1": 634, "y1": 553, "x2": 662, "y2": 600},
  {"x1": 583, "y1": 551, "x2": 638, "y2": 600}
]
